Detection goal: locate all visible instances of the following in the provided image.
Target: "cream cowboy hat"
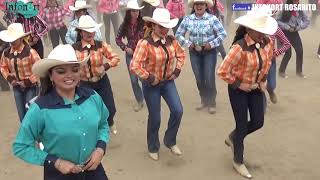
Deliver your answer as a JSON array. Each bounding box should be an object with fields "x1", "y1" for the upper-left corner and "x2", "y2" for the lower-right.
[
  {"x1": 75, "y1": 15, "x2": 103, "y2": 33},
  {"x1": 32, "y1": 44, "x2": 89, "y2": 77},
  {"x1": 0, "y1": 23, "x2": 31, "y2": 43},
  {"x1": 188, "y1": 0, "x2": 213, "y2": 8},
  {"x1": 125, "y1": 0, "x2": 144, "y2": 10},
  {"x1": 143, "y1": 0, "x2": 160, "y2": 7},
  {"x1": 143, "y1": 8, "x2": 178, "y2": 28},
  {"x1": 69, "y1": 0, "x2": 92, "y2": 11},
  {"x1": 234, "y1": 6, "x2": 278, "y2": 35}
]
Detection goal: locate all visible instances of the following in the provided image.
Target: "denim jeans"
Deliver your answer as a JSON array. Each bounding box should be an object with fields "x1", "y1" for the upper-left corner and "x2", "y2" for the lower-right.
[
  {"x1": 0, "y1": 73, "x2": 10, "y2": 91},
  {"x1": 13, "y1": 86, "x2": 37, "y2": 122},
  {"x1": 228, "y1": 85, "x2": 264, "y2": 164},
  {"x1": 80, "y1": 75, "x2": 116, "y2": 127},
  {"x1": 189, "y1": 48, "x2": 217, "y2": 107},
  {"x1": 102, "y1": 13, "x2": 120, "y2": 44},
  {"x1": 267, "y1": 58, "x2": 276, "y2": 91},
  {"x1": 48, "y1": 26, "x2": 67, "y2": 48},
  {"x1": 125, "y1": 54, "x2": 144, "y2": 103},
  {"x1": 143, "y1": 80, "x2": 183, "y2": 153}
]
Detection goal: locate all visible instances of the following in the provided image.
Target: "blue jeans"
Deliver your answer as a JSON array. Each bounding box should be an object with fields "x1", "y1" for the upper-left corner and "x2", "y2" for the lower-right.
[
  {"x1": 13, "y1": 86, "x2": 37, "y2": 122},
  {"x1": 189, "y1": 49, "x2": 217, "y2": 107},
  {"x1": 267, "y1": 58, "x2": 276, "y2": 91},
  {"x1": 143, "y1": 80, "x2": 183, "y2": 153},
  {"x1": 126, "y1": 54, "x2": 144, "y2": 103}
]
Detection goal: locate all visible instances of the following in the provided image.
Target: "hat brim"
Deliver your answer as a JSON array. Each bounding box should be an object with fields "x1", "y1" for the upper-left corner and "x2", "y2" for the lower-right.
[
  {"x1": 32, "y1": 55, "x2": 90, "y2": 78},
  {"x1": 144, "y1": 0, "x2": 160, "y2": 7},
  {"x1": 76, "y1": 23, "x2": 103, "y2": 33},
  {"x1": 0, "y1": 31, "x2": 31, "y2": 43},
  {"x1": 143, "y1": 17, "x2": 179, "y2": 29},
  {"x1": 234, "y1": 16, "x2": 278, "y2": 35},
  {"x1": 123, "y1": 5, "x2": 144, "y2": 10},
  {"x1": 188, "y1": 0, "x2": 213, "y2": 8},
  {"x1": 69, "y1": 5, "x2": 92, "y2": 11}
]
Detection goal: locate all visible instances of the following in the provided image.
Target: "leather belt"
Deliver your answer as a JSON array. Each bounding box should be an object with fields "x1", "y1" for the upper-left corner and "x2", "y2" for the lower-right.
[{"x1": 83, "y1": 73, "x2": 105, "y2": 83}]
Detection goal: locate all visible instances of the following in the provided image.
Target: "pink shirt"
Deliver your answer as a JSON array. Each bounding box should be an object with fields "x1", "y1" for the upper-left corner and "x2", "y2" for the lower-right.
[
  {"x1": 166, "y1": 0, "x2": 185, "y2": 18},
  {"x1": 255, "y1": 0, "x2": 283, "y2": 4},
  {"x1": 216, "y1": 0, "x2": 224, "y2": 13},
  {"x1": 97, "y1": 0, "x2": 120, "y2": 14}
]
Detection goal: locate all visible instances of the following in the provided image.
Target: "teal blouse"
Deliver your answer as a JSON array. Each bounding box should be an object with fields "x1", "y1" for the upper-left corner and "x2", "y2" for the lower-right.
[{"x1": 12, "y1": 87, "x2": 110, "y2": 167}]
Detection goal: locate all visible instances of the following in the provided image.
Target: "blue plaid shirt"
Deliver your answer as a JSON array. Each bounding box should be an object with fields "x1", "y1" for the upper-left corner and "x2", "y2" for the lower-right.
[{"x1": 175, "y1": 12, "x2": 227, "y2": 48}]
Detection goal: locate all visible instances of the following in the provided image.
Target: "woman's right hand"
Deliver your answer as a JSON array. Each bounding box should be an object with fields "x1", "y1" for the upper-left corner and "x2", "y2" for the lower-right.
[
  {"x1": 125, "y1": 47, "x2": 134, "y2": 55},
  {"x1": 54, "y1": 159, "x2": 83, "y2": 174},
  {"x1": 239, "y1": 83, "x2": 252, "y2": 92}
]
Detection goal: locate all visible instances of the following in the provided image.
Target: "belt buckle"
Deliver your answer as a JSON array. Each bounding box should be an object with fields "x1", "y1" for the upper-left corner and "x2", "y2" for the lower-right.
[
  {"x1": 251, "y1": 83, "x2": 259, "y2": 90},
  {"x1": 195, "y1": 45, "x2": 202, "y2": 52}
]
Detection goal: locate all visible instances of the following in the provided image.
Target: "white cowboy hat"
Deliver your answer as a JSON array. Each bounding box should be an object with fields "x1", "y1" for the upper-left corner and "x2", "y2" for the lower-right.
[
  {"x1": 125, "y1": 0, "x2": 144, "y2": 10},
  {"x1": 234, "y1": 6, "x2": 278, "y2": 35},
  {"x1": 143, "y1": 0, "x2": 160, "y2": 7},
  {"x1": 32, "y1": 44, "x2": 89, "y2": 77},
  {"x1": 69, "y1": 0, "x2": 92, "y2": 11},
  {"x1": 143, "y1": 8, "x2": 178, "y2": 29},
  {"x1": 188, "y1": 0, "x2": 213, "y2": 8},
  {"x1": 75, "y1": 15, "x2": 103, "y2": 33},
  {"x1": 0, "y1": 23, "x2": 31, "y2": 43}
]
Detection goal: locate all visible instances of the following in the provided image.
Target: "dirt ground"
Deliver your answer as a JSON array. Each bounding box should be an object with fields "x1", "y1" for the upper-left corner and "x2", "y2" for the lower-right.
[{"x1": 0, "y1": 11, "x2": 320, "y2": 180}]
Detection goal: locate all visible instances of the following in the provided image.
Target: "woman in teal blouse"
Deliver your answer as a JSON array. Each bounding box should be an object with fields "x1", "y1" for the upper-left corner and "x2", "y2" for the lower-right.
[{"x1": 12, "y1": 44, "x2": 110, "y2": 180}]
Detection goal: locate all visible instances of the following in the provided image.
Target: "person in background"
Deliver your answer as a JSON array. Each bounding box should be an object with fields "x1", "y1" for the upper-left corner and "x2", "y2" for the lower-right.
[
  {"x1": 66, "y1": 0, "x2": 103, "y2": 44},
  {"x1": 116, "y1": 0, "x2": 145, "y2": 112},
  {"x1": 3, "y1": 0, "x2": 48, "y2": 59},
  {"x1": 130, "y1": 8, "x2": 185, "y2": 161},
  {"x1": 42, "y1": 0, "x2": 74, "y2": 48},
  {"x1": 13, "y1": 44, "x2": 110, "y2": 180},
  {"x1": 175, "y1": 0, "x2": 227, "y2": 114},
  {"x1": 97, "y1": 0, "x2": 121, "y2": 44},
  {"x1": 73, "y1": 15, "x2": 120, "y2": 135},
  {"x1": 0, "y1": 23, "x2": 40, "y2": 122},
  {"x1": 217, "y1": 7, "x2": 276, "y2": 178},
  {"x1": 165, "y1": 0, "x2": 185, "y2": 34},
  {"x1": 277, "y1": 0, "x2": 310, "y2": 78},
  {"x1": 0, "y1": 22, "x2": 10, "y2": 91},
  {"x1": 208, "y1": 0, "x2": 226, "y2": 59}
]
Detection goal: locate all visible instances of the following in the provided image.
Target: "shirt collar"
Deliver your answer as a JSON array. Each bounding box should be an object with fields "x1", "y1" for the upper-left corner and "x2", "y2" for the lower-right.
[
  {"x1": 48, "y1": 87, "x2": 90, "y2": 106},
  {"x1": 191, "y1": 12, "x2": 209, "y2": 20},
  {"x1": 10, "y1": 43, "x2": 25, "y2": 54},
  {"x1": 245, "y1": 34, "x2": 256, "y2": 47}
]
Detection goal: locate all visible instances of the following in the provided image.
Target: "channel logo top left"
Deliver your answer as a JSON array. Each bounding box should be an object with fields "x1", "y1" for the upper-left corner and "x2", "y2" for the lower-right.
[{"x1": 2, "y1": 0, "x2": 39, "y2": 18}]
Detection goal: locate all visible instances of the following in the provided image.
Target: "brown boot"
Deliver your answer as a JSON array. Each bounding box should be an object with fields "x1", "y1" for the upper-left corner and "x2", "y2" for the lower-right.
[{"x1": 267, "y1": 90, "x2": 278, "y2": 104}]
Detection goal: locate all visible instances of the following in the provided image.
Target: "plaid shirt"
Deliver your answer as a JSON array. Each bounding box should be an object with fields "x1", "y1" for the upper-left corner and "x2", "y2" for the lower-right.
[
  {"x1": 0, "y1": 44, "x2": 40, "y2": 85},
  {"x1": 270, "y1": 27, "x2": 291, "y2": 57},
  {"x1": 255, "y1": 0, "x2": 283, "y2": 4},
  {"x1": 43, "y1": 6, "x2": 71, "y2": 30},
  {"x1": 130, "y1": 33, "x2": 186, "y2": 81},
  {"x1": 166, "y1": 0, "x2": 185, "y2": 19},
  {"x1": 73, "y1": 40, "x2": 120, "y2": 80},
  {"x1": 217, "y1": 34, "x2": 274, "y2": 87},
  {"x1": 175, "y1": 12, "x2": 227, "y2": 48},
  {"x1": 97, "y1": 0, "x2": 120, "y2": 13},
  {"x1": 277, "y1": 10, "x2": 310, "y2": 31},
  {"x1": 115, "y1": 21, "x2": 144, "y2": 51}
]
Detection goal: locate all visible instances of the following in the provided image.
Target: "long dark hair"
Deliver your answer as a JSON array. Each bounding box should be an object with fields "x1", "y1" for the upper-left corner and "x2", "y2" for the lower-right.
[
  {"x1": 280, "y1": 0, "x2": 294, "y2": 22},
  {"x1": 209, "y1": 0, "x2": 220, "y2": 17},
  {"x1": 39, "y1": 69, "x2": 53, "y2": 96},
  {"x1": 231, "y1": 25, "x2": 247, "y2": 45},
  {"x1": 120, "y1": 10, "x2": 144, "y2": 37}
]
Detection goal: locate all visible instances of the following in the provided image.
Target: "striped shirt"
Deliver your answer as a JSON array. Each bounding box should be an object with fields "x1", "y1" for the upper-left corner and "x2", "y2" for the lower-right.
[
  {"x1": 270, "y1": 27, "x2": 291, "y2": 57},
  {"x1": 73, "y1": 40, "x2": 120, "y2": 81},
  {"x1": 217, "y1": 34, "x2": 274, "y2": 87},
  {"x1": 130, "y1": 32, "x2": 186, "y2": 81},
  {"x1": 43, "y1": 6, "x2": 71, "y2": 30},
  {"x1": 175, "y1": 12, "x2": 227, "y2": 48},
  {"x1": 0, "y1": 44, "x2": 40, "y2": 85}
]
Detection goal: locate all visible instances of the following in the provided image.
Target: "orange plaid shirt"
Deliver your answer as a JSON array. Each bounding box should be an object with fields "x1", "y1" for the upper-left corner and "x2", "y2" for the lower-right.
[
  {"x1": 73, "y1": 40, "x2": 120, "y2": 80},
  {"x1": 0, "y1": 44, "x2": 40, "y2": 85},
  {"x1": 217, "y1": 34, "x2": 274, "y2": 87},
  {"x1": 130, "y1": 33, "x2": 186, "y2": 82}
]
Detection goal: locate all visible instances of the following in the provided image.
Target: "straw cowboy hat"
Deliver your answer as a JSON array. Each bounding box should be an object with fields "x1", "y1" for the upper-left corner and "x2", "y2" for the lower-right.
[
  {"x1": 188, "y1": 0, "x2": 213, "y2": 8},
  {"x1": 32, "y1": 44, "x2": 89, "y2": 77},
  {"x1": 75, "y1": 15, "x2": 103, "y2": 33},
  {"x1": 234, "y1": 6, "x2": 278, "y2": 35},
  {"x1": 125, "y1": 0, "x2": 144, "y2": 10},
  {"x1": 0, "y1": 23, "x2": 31, "y2": 43},
  {"x1": 69, "y1": 0, "x2": 92, "y2": 11},
  {"x1": 143, "y1": 8, "x2": 178, "y2": 28},
  {"x1": 143, "y1": 0, "x2": 160, "y2": 7}
]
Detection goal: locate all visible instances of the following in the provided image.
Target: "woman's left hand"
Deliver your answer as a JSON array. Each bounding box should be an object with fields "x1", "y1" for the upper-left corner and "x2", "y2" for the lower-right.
[
  {"x1": 167, "y1": 74, "x2": 177, "y2": 80},
  {"x1": 203, "y1": 43, "x2": 212, "y2": 51},
  {"x1": 83, "y1": 148, "x2": 104, "y2": 171},
  {"x1": 259, "y1": 81, "x2": 267, "y2": 92}
]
